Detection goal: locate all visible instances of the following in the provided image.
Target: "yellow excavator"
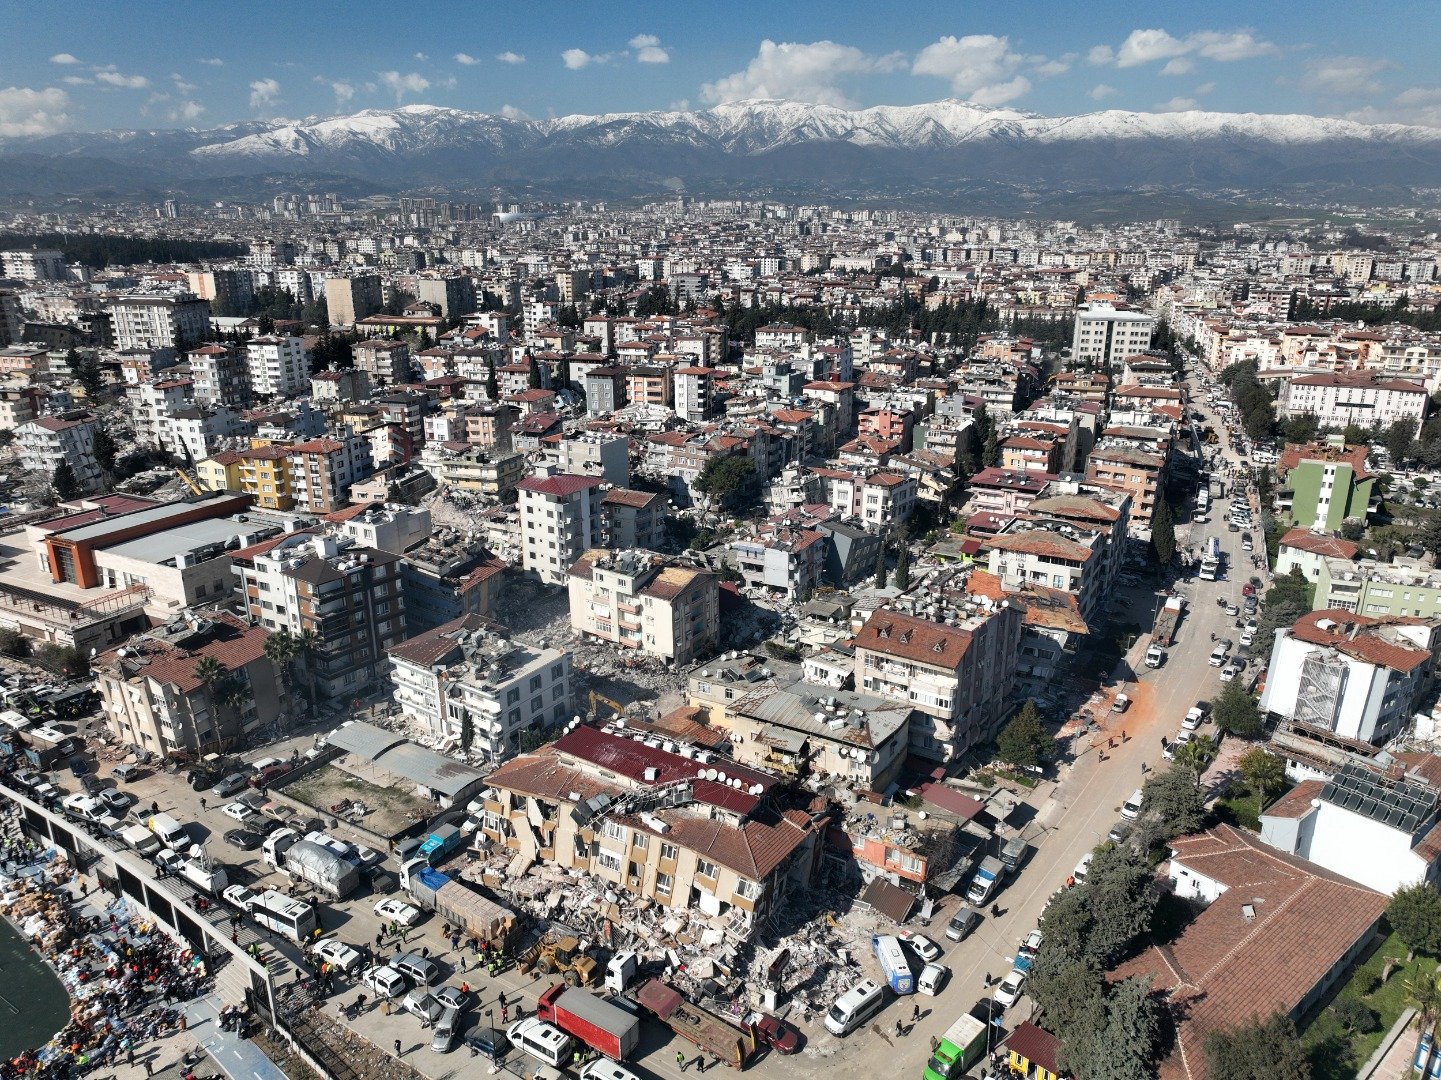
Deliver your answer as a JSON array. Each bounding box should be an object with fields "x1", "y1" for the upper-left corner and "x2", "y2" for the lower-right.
[
  {"x1": 174, "y1": 467, "x2": 204, "y2": 496},
  {"x1": 588, "y1": 689, "x2": 625, "y2": 720}
]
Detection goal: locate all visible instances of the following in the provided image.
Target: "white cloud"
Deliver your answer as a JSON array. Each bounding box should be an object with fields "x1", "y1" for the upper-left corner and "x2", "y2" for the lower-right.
[
  {"x1": 379, "y1": 71, "x2": 429, "y2": 100},
  {"x1": 455, "y1": 53, "x2": 479, "y2": 66},
  {"x1": 562, "y1": 48, "x2": 609, "y2": 70},
  {"x1": 499, "y1": 104, "x2": 531, "y2": 121},
  {"x1": 414, "y1": 52, "x2": 428, "y2": 61},
  {"x1": 1158, "y1": 96, "x2": 1199, "y2": 112},
  {"x1": 49, "y1": 53, "x2": 80, "y2": 65},
  {"x1": 1095, "y1": 27, "x2": 1277, "y2": 70},
  {"x1": 1346, "y1": 87, "x2": 1441, "y2": 128},
  {"x1": 171, "y1": 74, "x2": 197, "y2": 94},
  {"x1": 629, "y1": 34, "x2": 670, "y2": 64},
  {"x1": 1089, "y1": 83, "x2": 1118, "y2": 101},
  {"x1": 496, "y1": 51, "x2": 525, "y2": 65},
  {"x1": 439, "y1": 75, "x2": 457, "y2": 90},
  {"x1": 168, "y1": 100, "x2": 205, "y2": 122},
  {"x1": 314, "y1": 77, "x2": 356, "y2": 106},
  {"x1": 1195, "y1": 81, "x2": 1216, "y2": 95},
  {"x1": 1301, "y1": 55, "x2": 1391, "y2": 97},
  {"x1": 0, "y1": 86, "x2": 71, "y2": 136},
  {"x1": 198, "y1": 57, "x2": 224, "y2": 66},
  {"x1": 95, "y1": 70, "x2": 149, "y2": 89},
  {"x1": 700, "y1": 39, "x2": 903, "y2": 106},
  {"x1": 913, "y1": 34, "x2": 1031, "y2": 105},
  {"x1": 1032, "y1": 57, "x2": 1072, "y2": 77},
  {"x1": 249, "y1": 77, "x2": 280, "y2": 111},
  {"x1": 61, "y1": 75, "x2": 91, "y2": 86}
]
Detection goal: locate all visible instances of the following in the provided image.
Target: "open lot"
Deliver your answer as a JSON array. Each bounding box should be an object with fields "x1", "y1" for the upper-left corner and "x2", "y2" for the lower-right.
[{"x1": 285, "y1": 761, "x2": 432, "y2": 839}]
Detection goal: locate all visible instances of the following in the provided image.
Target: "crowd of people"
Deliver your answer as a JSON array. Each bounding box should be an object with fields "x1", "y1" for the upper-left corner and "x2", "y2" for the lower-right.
[{"x1": 0, "y1": 804, "x2": 212, "y2": 1080}]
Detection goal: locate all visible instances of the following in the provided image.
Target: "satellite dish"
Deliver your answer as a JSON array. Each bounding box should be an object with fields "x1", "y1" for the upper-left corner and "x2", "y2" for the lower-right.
[{"x1": 716, "y1": 772, "x2": 728, "y2": 784}]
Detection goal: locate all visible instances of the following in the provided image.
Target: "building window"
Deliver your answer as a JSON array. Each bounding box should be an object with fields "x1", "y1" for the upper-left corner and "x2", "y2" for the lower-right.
[
  {"x1": 660, "y1": 842, "x2": 678, "y2": 861},
  {"x1": 655, "y1": 872, "x2": 673, "y2": 895},
  {"x1": 602, "y1": 821, "x2": 624, "y2": 841},
  {"x1": 632, "y1": 832, "x2": 648, "y2": 850},
  {"x1": 737, "y1": 878, "x2": 763, "y2": 900},
  {"x1": 696, "y1": 858, "x2": 719, "y2": 879},
  {"x1": 596, "y1": 850, "x2": 622, "y2": 873}
]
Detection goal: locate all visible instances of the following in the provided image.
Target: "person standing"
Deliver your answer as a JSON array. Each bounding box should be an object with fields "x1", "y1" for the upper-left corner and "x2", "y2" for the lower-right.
[
  {"x1": 394, "y1": 1040, "x2": 403, "y2": 1058},
  {"x1": 676, "y1": 1051, "x2": 688, "y2": 1073}
]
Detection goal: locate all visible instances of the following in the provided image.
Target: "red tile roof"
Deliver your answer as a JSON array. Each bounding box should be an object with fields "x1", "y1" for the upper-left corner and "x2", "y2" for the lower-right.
[
  {"x1": 1289, "y1": 609, "x2": 1433, "y2": 672},
  {"x1": 854, "y1": 609, "x2": 972, "y2": 668},
  {"x1": 1278, "y1": 528, "x2": 1359, "y2": 560},
  {"x1": 517, "y1": 473, "x2": 602, "y2": 497}
]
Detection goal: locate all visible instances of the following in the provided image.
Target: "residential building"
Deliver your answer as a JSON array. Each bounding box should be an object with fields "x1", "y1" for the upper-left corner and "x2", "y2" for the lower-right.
[
  {"x1": 1085, "y1": 442, "x2": 1166, "y2": 533},
  {"x1": 729, "y1": 525, "x2": 826, "y2": 601},
  {"x1": 388, "y1": 613, "x2": 569, "y2": 761},
  {"x1": 418, "y1": 444, "x2": 526, "y2": 500},
  {"x1": 186, "y1": 269, "x2": 254, "y2": 315},
  {"x1": 567, "y1": 549, "x2": 719, "y2": 664},
  {"x1": 482, "y1": 723, "x2": 820, "y2": 937},
  {"x1": 854, "y1": 604, "x2": 1023, "y2": 762},
  {"x1": 1274, "y1": 442, "x2": 1379, "y2": 530},
  {"x1": 232, "y1": 444, "x2": 294, "y2": 510},
  {"x1": 1276, "y1": 529, "x2": 1360, "y2": 585},
  {"x1": 1, "y1": 249, "x2": 66, "y2": 281},
  {"x1": 416, "y1": 275, "x2": 477, "y2": 321},
  {"x1": 353, "y1": 339, "x2": 411, "y2": 387},
  {"x1": 245, "y1": 335, "x2": 309, "y2": 398},
  {"x1": 1314, "y1": 554, "x2": 1441, "y2": 619},
  {"x1": 94, "y1": 612, "x2": 283, "y2": 756},
  {"x1": 518, "y1": 472, "x2": 604, "y2": 586},
  {"x1": 324, "y1": 274, "x2": 384, "y2": 328},
  {"x1": 186, "y1": 344, "x2": 250, "y2": 406},
  {"x1": 398, "y1": 530, "x2": 506, "y2": 634},
  {"x1": 17, "y1": 412, "x2": 101, "y2": 491},
  {"x1": 673, "y1": 366, "x2": 716, "y2": 422},
  {"x1": 1260, "y1": 609, "x2": 1440, "y2": 746},
  {"x1": 542, "y1": 429, "x2": 631, "y2": 487},
  {"x1": 286, "y1": 429, "x2": 373, "y2": 513},
  {"x1": 1070, "y1": 302, "x2": 1155, "y2": 368},
  {"x1": 601, "y1": 488, "x2": 665, "y2": 550},
  {"x1": 107, "y1": 294, "x2": 210, "y2": 351},
  {"x1": 1280, "y1": 372, "x2": 1430, "y2": 435},
  {"x1": 984, "y1": 524, "x2": 1107, "y2": 625}
]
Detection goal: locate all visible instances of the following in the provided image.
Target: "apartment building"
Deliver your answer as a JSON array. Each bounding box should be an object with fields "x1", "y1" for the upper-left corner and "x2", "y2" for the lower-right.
[
  {"x1": 186, "y1": 344, "x2": 250, "y2": 406},
  {"x1": 1260, "y1": 610, "x2": 1440, "y2": 747},
  {"x1": 1280, "y1": 372, "x2": 1431, "y2": 435},
  {"x1": 810, "y1": 467, "x2": 918, "y2": 529},
  {"x1": 518, "y1": 472, "x2": 604, "y2": 586},
  {"x1": 234, "y1": 531, "x2": 406, "y2": 698},
  {"x1": 729, "y1": 526, "x2": 826, "y2": 601},
  {"x1": 1, "y1": 248, "x2": 66, "y2": 281},
  {"x1": 246, "y1": 335, "x2": 309, "y2": 398},
  {"x1": 542, "y1": 430, "x2": 630, "y2": 487},
  {"x1": 418, "y1": 443, "x2": 526, "y2": 500},
  {"x1": 1086, "y1": 443, "x2": 1166, "y2": 533},
  {"x1": 286, "y1": 428, "x2": 374, "y2": 513},
  {"x1": 567, "y1": 549, "x2": 719, "y2": 664},
  {"x1": 1275, "y1": 443, "x2": 1379, "y2": 531},
  {"x1": 482, "y1": 723, "x2": 820, "y2": 937},
  {"x1": 95, "y1": 612, "x2": 282, "y2": 756},
  {"x1": 1070, "y1": 301, "x2": 1155, "y2": 368},
  {"x1": 674, "y1": 366, "x2": 716, "y2": 422},
  {"x1": 855, "y1": 605, "x2": 1023, "y2": 762},
  {"x1": 17, "y1": 412, "x2": 101, "y2": 491},
  {"x1": 108, "y1": 294, "x2": 210, "y2": 351},
  {"x1": 389, "y1": 613, "x2": 569, "y2": 761},
  {"x1": 186, "y1": 269, "x2": 254, "y2": 315},
  {"x1": 353, "y1": 339, "x2": 411, "y2": 387},
  {"x1": 398, "y1": 530, "x2": 507, "y2": 634},
  {"x1": 601, "y1": 488, "x2": 665, "y2": 550},
  {"x1": 324, "y1": 274, "x2": 384, "y2": 328},
  {"x1": 416, "y1": 275, "x2": 477, "y2": 320}
]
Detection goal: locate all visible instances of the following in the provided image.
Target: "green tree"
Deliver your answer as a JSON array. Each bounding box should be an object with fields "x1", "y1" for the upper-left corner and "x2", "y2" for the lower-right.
[
  {"x1": 1386, "y1": 419, "x2": 1417, "y2": 465},
  {"x1": 192, "y1": 655, "x2": 229, "y2": 752},
  {"x1": 73, "y1": 349, "x2": 104, "y2": 397},
  {"x1": 92, "y1": 425, "x2": 117, "y2": 477},
  {"x1": 1406, "y1": 971, "x2": 1441, "y2": 1035},
  {"x1": 460, "y1": 710, "x2": 475, "y2": 753},
  {"x1": 1388, "y1": 883, "x2": 1441, "y2": 960},
  {"x1": 893, "y1": 544, "x2": 911, "y2": 590},
  {"x1": 262, "y1": 630, "x2": 297, "y2": 729},
  {"x1": 51, "y1": 461, "x2": 80, "y2": 501},
  {"x1": 1331, "y1": 997, "x2": 1378, "y2": 1035},
  {"x1": 527, "y1": 354, "x2": 542, "y2": 390},
  {"x1": 1211, "y1": 676, "x2": 1262, "y2": 738},
  {"x1": 1281, "y1": 412, "x2": 1320, "y2": 444},
  {"x1": 694, "y1": 455, "x2": 757, "y2": 511},
  {"x1": 995, "y1": 700, "x2": 1053, "y2": 769},
  {"x1": 0, "y1": 628, "x2": 29, "y2": 658},
  {"x1": 485, "y1": 358, "x2": 499, "y2": 400},
  {"x1": 1203, "y1": 1014, "x2": 1312, "y2": 1080},
  {"x1": 291, "y1": 628, "x2": 322, "y2": 716},
  {"x1": 1085, "y1": 844, "x2": 1160, "y2": 963},
  {"x1": 1237, "y1": 746, "x2": 1285, "y2": 809},
  {"x1": 1140, "y1": 763, "x2": 1207, "y2": 843},
  {"x1": 34, "y1": 644, "x2": 88, "y2": 678},
  {"x1": 874, "y1": 539, "x2": 888, "y2": 589},
  {"x1": 1151, "y1": 498, "x2": 1176, "y2": 566},
  {"x1": 1060, "y1": 977, "x2": 1162, "y2": 1080},
  {"x1": 1172, "y1": 732, "x2": 1217, "y2": 774}
]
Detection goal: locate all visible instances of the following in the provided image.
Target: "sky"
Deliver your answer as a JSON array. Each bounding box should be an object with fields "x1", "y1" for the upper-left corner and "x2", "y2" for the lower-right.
[{"x1": 2, "y1": 0, "x2": 1440, "y2": 137}]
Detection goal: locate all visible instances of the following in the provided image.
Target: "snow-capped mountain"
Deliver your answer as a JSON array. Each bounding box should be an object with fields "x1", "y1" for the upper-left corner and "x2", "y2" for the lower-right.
[{"x1": 3, "y1": 98, "x2": 1439, "y2": 199}]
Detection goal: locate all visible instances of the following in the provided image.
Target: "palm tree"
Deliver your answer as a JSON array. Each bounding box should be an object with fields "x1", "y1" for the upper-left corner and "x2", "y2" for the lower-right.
[
  {"x1": 1174, "y1": 734, "x2": 1218, "y2": 777},
  {"x1": 192, "y1": 656, "x2": 228, "y2": 754},
  {"x1": 1405, "y1": 972, "x2": 1441, "y2": 1036},
  {"x1": 1238, "y1": 747, "x2": 1286, "y2": 811},
  {"x1": 291, "y1": 628, "x2": 322, "y2": 717},
  {"x1": 263, "y1": 629, "x2": 297, "y2": 728}
]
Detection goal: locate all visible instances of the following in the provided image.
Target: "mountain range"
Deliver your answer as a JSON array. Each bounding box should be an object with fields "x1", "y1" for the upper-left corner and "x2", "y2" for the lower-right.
[{"x1": 2, "y1": 98, "x2": 1439, "y2": 207}]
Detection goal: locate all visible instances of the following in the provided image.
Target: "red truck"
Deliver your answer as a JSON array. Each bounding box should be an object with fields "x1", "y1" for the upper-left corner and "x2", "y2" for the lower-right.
[
  {"x1": 633, "y1": 978, "x2": 756, "y2": 1069},
  {"x1": 536, "y1": 984, "x2": 641, "y2": 1061}
]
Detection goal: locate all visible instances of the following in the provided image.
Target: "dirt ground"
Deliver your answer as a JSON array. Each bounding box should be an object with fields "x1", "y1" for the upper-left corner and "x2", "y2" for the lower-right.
[{"x1": 284, "y1": 761, "x2": 433, "y2": 838}]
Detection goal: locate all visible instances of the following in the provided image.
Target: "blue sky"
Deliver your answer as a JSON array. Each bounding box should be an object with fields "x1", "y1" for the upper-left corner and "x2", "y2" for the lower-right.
[{"x1": 3, "y1": 0, "x2": 1439, "y2": 136}]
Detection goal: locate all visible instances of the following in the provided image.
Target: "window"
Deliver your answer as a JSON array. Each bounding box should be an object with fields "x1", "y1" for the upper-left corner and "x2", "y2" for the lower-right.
[
  {"x1": 655, "y1": 872, "x2": 673, "y2": 895},
  {"x1": 632, "y1": 833, "x2": 648, "y2": 850},
  {"x1": 696, "y1": 858, "x2": 719, "y2": 880},
  {"x1": 596, "y1": 850, "x2": 621, "y2": 872},
  {"x1": 530, "y1": 675, "x2": 542, "y2": 692},
  {"x1": 660, "y1": 842, "x2": 678, "y2": 861},
  {"x1": 506, "y1": 687, "x2": 521, "y2": 705},
  {"x1": 737, "y1": 878, "x2": 763, "y2": 900}
]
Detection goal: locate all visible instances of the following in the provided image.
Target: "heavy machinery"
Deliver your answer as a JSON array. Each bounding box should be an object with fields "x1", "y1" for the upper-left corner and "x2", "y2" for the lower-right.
[
  {"x1": 519, "y1": 934, "x2": 599, "y2": 986},
  {"x1": 588, "y1": 689, "x2": 625, "y2": 721},
  {"x1": 174, "y1": 467, "x2": 204, "y2": 496}
]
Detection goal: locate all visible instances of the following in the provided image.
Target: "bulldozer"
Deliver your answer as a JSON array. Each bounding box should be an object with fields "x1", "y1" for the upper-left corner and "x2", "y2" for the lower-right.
[{"x1": 519, "y1": 934, "x2": 599, "y2": 987}]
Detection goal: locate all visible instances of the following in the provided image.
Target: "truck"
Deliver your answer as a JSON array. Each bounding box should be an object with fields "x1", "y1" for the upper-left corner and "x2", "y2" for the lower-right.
[
  {"x1": 401, "y1": 860, "x2": 520, "y2": 946},
  {"x1": 1199, "y1": 537, "x2": 1223, "y2": 582},
  {"x1": 537, "y1": 984, "x2": 641, "y2": 1061},
  {"x1": 872, "y1": 934, "x2": 915, "y2": 995},
  {"x1": 264, "y1": 828, "x2": 360, "y2": 899},
  {"x1": 964, "y1": 856, "x2": 1006, "y2": 906},
  {"x1": 416, "y1": 824, "x2": 464, "y2": 866},
  {"x1": 180, "y1": 857, "x2": 228, "y2": 895},
  {"x1": 922, "y1": 1015, "x2": 989, "y2": 1080},
  {"x1": 632, "y1": 979, "x2": 756, "y2": 1069},
  {"x1": 1146, "y1": 594, "x2": 1185, "y2": 667},
  {"x1": 120, "y1": 823, "x2": 161, "y2": 857}
]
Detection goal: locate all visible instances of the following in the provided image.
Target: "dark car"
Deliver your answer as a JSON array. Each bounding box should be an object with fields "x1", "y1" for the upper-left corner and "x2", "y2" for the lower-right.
[
  {"x1": 754, "y1": 1013, "x2": 802, "y2": 1055},
  {"x1": 946, "y1": 907, "x2": 983, "y2": 942},
  {"x1": 970, "y1": 998, "x2": 1006, "y2": 1026},
  {"x1": 223, "y1": 829, "x2": 263, "y2": 851},
  {"x1": 248, "y1": 763, "x2": 292, "y2": 788},
  {"x1": 464, "y1": 1029, "x2": 509, "y2": 1061}
]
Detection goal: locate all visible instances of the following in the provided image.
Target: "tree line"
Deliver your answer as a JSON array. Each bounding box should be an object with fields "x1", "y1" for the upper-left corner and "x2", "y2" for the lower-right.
[{"x1": 0, "y1": 232, "x2": 245, "y2": 268}]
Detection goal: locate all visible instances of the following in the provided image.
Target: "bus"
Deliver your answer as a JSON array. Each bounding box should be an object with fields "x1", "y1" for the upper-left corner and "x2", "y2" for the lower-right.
[
  {"x1": 245, "y1": 888, "x2": 317, "y2": 942},
  {"x1": 871, "y1": 934, "x2": 915, "y2": 995}
]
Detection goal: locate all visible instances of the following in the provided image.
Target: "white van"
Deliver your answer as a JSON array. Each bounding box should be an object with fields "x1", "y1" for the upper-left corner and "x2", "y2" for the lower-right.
[
  {"x1": 147, "y1": 812, "x2": 188, "y2": 848},
  {"x1": 507, "y1": 1018, "x2": 573, "y2": 1069},
  {"x1": 579, "y1": 1060, "x2": 642, "y2": 1080},
  {"x1": 1121, "y1": 789, "x2": 1145, "y2": 820},
  {"x1": 825, "y1": 978, "x2": 887, "y2": 1037}
]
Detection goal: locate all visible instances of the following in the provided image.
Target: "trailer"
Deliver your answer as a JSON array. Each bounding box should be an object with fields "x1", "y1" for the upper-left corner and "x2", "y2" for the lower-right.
[
  {"x1": 1150, "y1": 595, "x2": 1184, "y2": 648},
  {"x1": 403, "y1": 862, "x2": 520, "y2": 946},
  {"x1": 633, "y1": 979, "x2": 756, "y2": 1069},
  {"x1": 536, "y1": 984, "x2": 641, "y2": 1061},
  {"x1": 416, "y1": 824, "x2": 464, "y2": 866}
]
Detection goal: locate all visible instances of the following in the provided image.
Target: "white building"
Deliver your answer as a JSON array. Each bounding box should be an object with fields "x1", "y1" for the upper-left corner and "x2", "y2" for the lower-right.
[
  {"x1": 542, "y1": 430, "x2": 631, "y2": 487},
  {"x1": 1, "y1": 249, "x2": 66, "y2": 281},
  {"x1": 1279, "y1": 372, "x2": 1430, "y2": 436},
  {"x1": 388, "y1": 613, "x2": 571, "y2": 763},
  {"x1": 108, "y1": 294, "x2": 211, "y2": 352},
  {"x1": 246, "y1": 335, "x2": 309, "y2": 398},
  {"x1": 517, "y1": 471, "x2": 603, "y2": 586},
  {"x1": 1259, "y1": 609, "x2": 1439, "y2": 747},
  {"x1": 17, "y1": 412, "x2": 100, "y2": 490},
  {"x1": 567, "y1": 549, "x2": 719, "y2": 664},
  {"x1": 1070, "y1": 302, "x2": 1155, "y2": 368},
  {"x1": 673, "y1": 366, "x2": 715, "y2": 422}
]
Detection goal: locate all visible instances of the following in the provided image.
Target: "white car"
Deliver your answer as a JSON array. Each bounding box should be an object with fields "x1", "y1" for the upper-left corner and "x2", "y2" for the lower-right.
[
  {"x1": 361, "y1": 965, "x2": 407, "y2": 999},
  {"x1": 155, "y1": 848, "x2": 185, "y2": 875},
  {"x1": 1182, "y1": 706, "x2": 1205, "y2": 730},
  {"x1": 313, "y1": 939, "x2": 363, "y2": 974},
  {"x1": 374, "y1": 898, "x2": 422, "y2": 926},
  {"x1": 579, "y1": 1059, "x2": 642, "y2": 1080},
  {"x1": 993, "y1": 969, "x2": 1027, "y2": 1009},
  {"x1": 221, "y1": 802, "x2": 255, "y2": 823},
  {"x1": 1240, "y1": 629, "x2": 1256, "y2": 647},
  {"x1": 917, "y1": 963, "x2": 949, "y2": 996},
  {"x1": 222, "y1": 884, "x2": 256, "y2": 910},
  {"x1": 1072, "y1": 852, "x2": 1093, "y2": 882},
  {"x1": 1219, "y1": 662, "x2": 1242, "y2": 683},
  {"x1": 897, "y1": 930, "x2": 942, "y2": 963}
]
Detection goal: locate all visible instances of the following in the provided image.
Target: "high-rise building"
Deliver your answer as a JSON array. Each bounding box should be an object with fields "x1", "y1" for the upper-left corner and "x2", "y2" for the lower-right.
[
  {"x1": 1070, "y1": 302, "x2": 1156, "y2": 369},
  {"x1": 416, "y1": 275, "x2": 477, "y2": 320},
  {"x1": 518, "y1": 471, "x2": 603, "y2": 586},
  {"x1": 245, "y1": 335, "x2": 309, "y2": 397},
  {"x1": 107, "y1": 294, "x2": 211, "y2": 351},
  {"x1": 1, "y1": 249, "x2": 66, "y2": 281},
  {"x1": 324, "y1": 274, "x2": 384, "y2": 327}
]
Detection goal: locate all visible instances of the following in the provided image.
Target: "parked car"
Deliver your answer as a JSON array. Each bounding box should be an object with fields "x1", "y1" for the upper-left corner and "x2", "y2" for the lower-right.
[
  {"x1": 896, "y1": 930, "x2": 941, "y2": 962},
  {"x1": 223, "y1": 829, "x2": 262, "y2": 850},
  {"x1": 97, "y1": 789, "x2": 133, "y2": 815},
  {"x1": 221, "y1": 802, "x2": 255, "y2": 823},
  {"x1": 313, "y1": 939, "x2": 364, "y2": 975},
  {"x1": 222, "y1": 884, "x2": 256, "y2": 910},
  {"x1": 434, "y1": 985, "x2": 470, "y2": 1011},
  {"x1": 464, "y1": 1029, "x2": 510, "y2": 1061},
  {"x1": 404, "y1": 989, "x2": 444, "y2": 1023},
  {"x1": 1018, "y1": 930, "x2": 1042, "y2": 961},
  {"x1": 993, "y1": 969, "x2": 1027, "y2": 1009},
  {"x1": 374, "y1": 898, "x2": 422, "y2": 926},
  {"x1": 917, "y1": 963, "x2": 949, "y2": 996},
  {"x1": 753, "y1": 1013, "x2": 801, "y2": 1054},
  {"x1": 361, "y1": 965, "x2": 406, "y2": 1000},
  {"x1": 1108, "y1": 821, "x2": 1134, "y2": 845},
  {"x1": 946, "y1": 907, "x2": 983, "y2": 942},
  {"x1": 211, "y1": 773, "x2": 249, "y2": 798},
  {"x1": 393, "y1": 952, "x2": 439, "y2": 986},
  {"x1": 1220, "y1": 661, "x2": 1243, "y2": 682},
  {"x1": 1224, "y1": 602, "x2": 1240, "y2": 617},
  {"x1": 1182, "y1": 705, "x2": 1206, "y2": 730}
]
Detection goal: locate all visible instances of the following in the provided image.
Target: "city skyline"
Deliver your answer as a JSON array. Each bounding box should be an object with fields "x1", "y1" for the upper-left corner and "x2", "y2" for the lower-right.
[{"x1": 3, "y1": 0, "x2": 1441, "y2": 138}]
